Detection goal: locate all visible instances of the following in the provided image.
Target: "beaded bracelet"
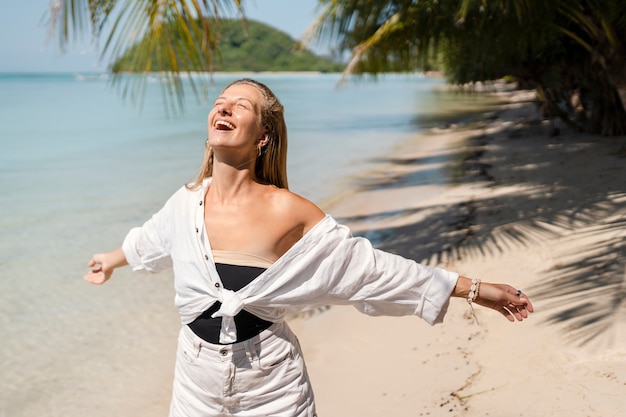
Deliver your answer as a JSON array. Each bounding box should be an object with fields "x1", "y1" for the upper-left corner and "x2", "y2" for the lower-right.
[
  {"x1": 466, "y1": 277, "x2": 481, "y2": 324},
  {"x1": 467, "y1": 277, "x2": 481, "y2": 304}
]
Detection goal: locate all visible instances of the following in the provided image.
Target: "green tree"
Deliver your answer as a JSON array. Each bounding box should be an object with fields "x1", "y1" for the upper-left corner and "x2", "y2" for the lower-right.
[
  {"x1": 48, "y1": 1, "x2": 626, "y2": 133},
  {"x1": 49, "y1": 1, "x2": 340, "y2": 111},
  {"x1": 308, "y1": 0, "x2": 626, "y2": 135},
  {"x1": 111, "y1": 18, "x2": 341, "y2": 73},
  {"x1": 48, "y1": 0, "x2": 244, "y2": 111}
]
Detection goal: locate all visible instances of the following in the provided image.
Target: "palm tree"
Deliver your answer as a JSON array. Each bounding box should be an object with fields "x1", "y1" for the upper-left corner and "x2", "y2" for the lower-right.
[
  {"x1": 49, "y1": 1, "x2": 626, "y2": 132},
  {"x1": 48, "y1": 0, "x2": 625, "y2": 348},
  {"x1": 307, "y1": 0, "x2": 626, "y2": 135},
  {"x1": 47, "y1": 0, "x2": 244, "y2": 112},
  {"x1": 308, "y1": 0, "x2": 626, "y2": 345}
]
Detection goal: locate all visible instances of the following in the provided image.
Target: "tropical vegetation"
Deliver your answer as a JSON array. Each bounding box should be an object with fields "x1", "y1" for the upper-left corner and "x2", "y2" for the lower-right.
[
  {"x1": 110, "y1": 18, "x2": 342, "y2": 73},
  {"x1": 47, "y1": 0, "x2": 625, "y2": 345},
  {"x1": 49, "y1": 0, "x2": 626, "y2": 133},
  {"x1": 309, "y1": 0, "x2": 626, "y2": 136}
]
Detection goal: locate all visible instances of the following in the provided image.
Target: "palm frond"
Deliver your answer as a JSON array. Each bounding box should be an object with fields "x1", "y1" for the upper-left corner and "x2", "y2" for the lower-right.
[
  {"x1": 49, "y1": 0, "x2": 244, "y2": 112},
  {"x1": 341, "y1": 12, "x2": 401, "y2": 82}
]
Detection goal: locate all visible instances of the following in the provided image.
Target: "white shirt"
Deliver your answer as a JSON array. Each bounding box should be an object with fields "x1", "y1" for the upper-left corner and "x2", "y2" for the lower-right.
[{"x1": 122, "y1": 180, "x2": 459, "y2": 343}]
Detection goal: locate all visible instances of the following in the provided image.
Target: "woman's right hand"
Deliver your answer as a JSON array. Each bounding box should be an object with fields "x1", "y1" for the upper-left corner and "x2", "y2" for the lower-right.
[
  {"x1": 84, "y1": 248, "x2": 128, "y2": 285},
  {"x1": 85, "y1": 254, "x2": 113, "y2": 284}
]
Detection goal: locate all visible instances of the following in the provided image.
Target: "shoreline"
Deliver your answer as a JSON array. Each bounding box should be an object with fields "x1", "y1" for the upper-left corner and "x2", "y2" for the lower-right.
[
  {"x1": 290, "y1": 88, "x2": 626, "y2": 416},
  {"x1": 8, "y1": 78, "x2": 622, "y2": 417},
  {"x1": 319, "y1": 94, "x2": 507, "y2": 264}
]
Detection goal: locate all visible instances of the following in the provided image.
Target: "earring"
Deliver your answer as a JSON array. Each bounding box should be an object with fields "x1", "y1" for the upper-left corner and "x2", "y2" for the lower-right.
[
  {"x1": 257, "y1": 146, "x2": 262, "y2": 157},
  {"x1": 205, "y1": 137, "x2": 210, "y2": 148}
]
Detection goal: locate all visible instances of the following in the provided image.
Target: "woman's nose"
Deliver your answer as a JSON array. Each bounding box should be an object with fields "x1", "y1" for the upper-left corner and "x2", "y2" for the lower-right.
[{"x1": 217, "y1": 101, "x2": 232, "y2": 115}]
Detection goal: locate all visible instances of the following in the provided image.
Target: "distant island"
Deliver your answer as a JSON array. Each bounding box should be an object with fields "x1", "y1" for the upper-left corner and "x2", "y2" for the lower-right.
[{"x1": 111, "y1": 19, "x2": 343, "y2": 73}]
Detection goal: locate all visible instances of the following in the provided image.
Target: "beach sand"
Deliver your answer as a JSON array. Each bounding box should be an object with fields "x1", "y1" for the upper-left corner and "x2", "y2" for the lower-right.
[
  {"x1": 76, "y1": 88, "x2": 625, "y2": 417},
  {"x1": 289, "y1": 89, "x2": 626, "y2": 416}
]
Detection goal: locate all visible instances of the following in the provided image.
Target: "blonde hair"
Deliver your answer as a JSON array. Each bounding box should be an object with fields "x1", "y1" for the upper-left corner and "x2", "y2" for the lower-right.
[{"x1": 188, "y1": 78, "x2": 289, "y2": 190}]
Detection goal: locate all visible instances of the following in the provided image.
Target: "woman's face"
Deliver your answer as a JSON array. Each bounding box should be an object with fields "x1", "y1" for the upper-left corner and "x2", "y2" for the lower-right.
[{"x1": 207, "y1": 83, "x2": 266, "y2": 154}]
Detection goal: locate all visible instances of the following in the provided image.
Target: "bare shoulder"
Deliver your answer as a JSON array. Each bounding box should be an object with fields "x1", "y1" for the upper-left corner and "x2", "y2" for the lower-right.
[
  {"x1": 267, "y1": 187, "x2": 325, "y2": 232},
  {"x1": 258, "y1": 186, "x2": 326, "y2": 257}
]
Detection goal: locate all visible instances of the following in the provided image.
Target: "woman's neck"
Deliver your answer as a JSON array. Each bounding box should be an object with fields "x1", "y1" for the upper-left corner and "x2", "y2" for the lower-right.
[{"x1": 208, "y1": 159, "x2": 259, "y2": 204}]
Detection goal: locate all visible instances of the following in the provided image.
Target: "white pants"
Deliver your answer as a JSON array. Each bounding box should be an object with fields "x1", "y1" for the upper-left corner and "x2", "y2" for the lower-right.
[{"x1": 169, "y1": 321, "x2": 317, "y2": 417}]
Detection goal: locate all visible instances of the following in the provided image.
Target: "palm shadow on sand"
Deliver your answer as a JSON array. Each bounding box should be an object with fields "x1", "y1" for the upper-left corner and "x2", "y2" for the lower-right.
[{"x1": 337, "y1": 108, "x2": 626, "y2": 347}]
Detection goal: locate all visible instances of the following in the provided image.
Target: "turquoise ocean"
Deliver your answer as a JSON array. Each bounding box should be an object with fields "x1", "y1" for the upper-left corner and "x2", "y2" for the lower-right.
[{"x1": 0, "y1": 72, "x2": 488, "y2": 416}]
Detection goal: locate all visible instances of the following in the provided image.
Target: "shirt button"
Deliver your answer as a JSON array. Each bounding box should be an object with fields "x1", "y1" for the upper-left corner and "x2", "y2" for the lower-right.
[
  {"x1": 195, "y1": 227, "x2": 199, "y2": 233},
  {"x1": 214, "y1": 282, "x2": 220, "y2": 288},
  {"x1": 205, "y1": 255, "x2": 209, "y2": 260},
  {"x1": 199, "y1": 201, "x2": 203, "y2": 206}
]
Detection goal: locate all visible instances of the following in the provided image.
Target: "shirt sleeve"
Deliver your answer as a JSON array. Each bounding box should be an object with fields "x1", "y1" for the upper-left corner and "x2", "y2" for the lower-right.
[
  {"x1": 121, "y1": 189, "x2": 181, "y2": 274},
  {"x1": 243, "y1": 217, "x2": 459, "y2": 326},
  {"x1": 329, "y1": 236, "x2": 459, "y2": 325}
]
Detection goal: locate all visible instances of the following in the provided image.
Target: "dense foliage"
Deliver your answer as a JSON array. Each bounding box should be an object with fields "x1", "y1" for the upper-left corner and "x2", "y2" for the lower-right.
[
  {"x1": 49, "y1": 1, "x2": 626, "y2": 130},
  {"x1": 312, "y1": 0, "x2": 626, "y2": 135},
  {"x1": 48, "y1": 1, "x2": 340, "y2": 111},
  {"x1": 111, "y1": 19, "x2": 342, "y2": 73}
]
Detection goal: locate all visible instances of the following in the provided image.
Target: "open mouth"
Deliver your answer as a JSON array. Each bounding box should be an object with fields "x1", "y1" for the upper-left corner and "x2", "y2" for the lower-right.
[{"x1": 215, "y1": 120, "x2": 235, "y2": 131}]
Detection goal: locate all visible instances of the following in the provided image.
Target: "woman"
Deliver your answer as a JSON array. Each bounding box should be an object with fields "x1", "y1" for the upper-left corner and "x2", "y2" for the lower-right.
[{"x1": 85, "y1": 78, "x2": 533, "y2": 417}]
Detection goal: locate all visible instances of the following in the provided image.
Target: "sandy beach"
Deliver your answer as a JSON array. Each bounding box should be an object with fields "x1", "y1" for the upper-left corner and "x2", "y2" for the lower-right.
[
  {"x1": 31, "y1": 85, "x2": 624, "y2": 417},
  {"x1": 289, "y1": 88, "x2": 626, "y2": 416}
]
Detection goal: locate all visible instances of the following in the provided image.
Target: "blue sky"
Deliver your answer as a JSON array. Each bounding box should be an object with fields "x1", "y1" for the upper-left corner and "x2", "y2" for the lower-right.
[{"x1": 0, "y1": 0, "x2": 326, "y2": 72}]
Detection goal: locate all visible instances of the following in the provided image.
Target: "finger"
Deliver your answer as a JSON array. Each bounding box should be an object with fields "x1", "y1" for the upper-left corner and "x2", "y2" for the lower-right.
[
  {"x1": 515, "y1": 299, "x2": 530, "y2": 317},
  {"x1": 520, "y1": 295, "x2": 534, "y2": 313},
  {"x1": 511, "y1": 305, "x2": 525, "y2": 321},
  {"x1": 88, "y1": 253, "x2": 105, "y2": 268},
  {"x1": 507, "y1": 288, "x2": 531, "y2": 309},
  {"x1": 502, "y1": 304, "x2": 520, "y2": 321},
  {"x1": 512, "y1": 290, "x2": 534, "y2": 315},
  {"x1": 514, "y1": 302, "x2": 531, "y2": 321},
  {"x1": 518, "y1": 304, "x2": 530, "y2": 319},
  {"x1": 511, "y1": 304, "x2": 529, "y2": 320},
  {"x1": 500, "y1": 306, "x2": 516, "y2": 322},
  {"x1": 89, "y1": 265, "x2": 103, "y2": 274},
  {"x1": 84, "y1": 272, "x2": 105, "y2": 285}
]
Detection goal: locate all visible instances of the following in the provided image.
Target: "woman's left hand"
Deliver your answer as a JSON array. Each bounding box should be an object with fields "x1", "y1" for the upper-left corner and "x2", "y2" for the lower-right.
[{"x1": 474, "y1": 283, "x2": 534, "y2": 322}]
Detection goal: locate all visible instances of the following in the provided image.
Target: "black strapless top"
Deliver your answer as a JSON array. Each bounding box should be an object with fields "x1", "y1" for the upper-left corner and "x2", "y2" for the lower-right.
[{"x1": 187, "y1": 251, "x2": 274, "y2": 344}]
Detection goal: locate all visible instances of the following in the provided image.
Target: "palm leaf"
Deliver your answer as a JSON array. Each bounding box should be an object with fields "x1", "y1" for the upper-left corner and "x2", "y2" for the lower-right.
[{"x1": 48, "y1": 0, "x2": 243, "y2": 112}]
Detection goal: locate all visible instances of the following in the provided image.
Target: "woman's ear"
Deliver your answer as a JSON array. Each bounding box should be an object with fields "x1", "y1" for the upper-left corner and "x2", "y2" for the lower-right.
[{"x1": 258, "y1": 133, "x2": 270, "y2": 147}]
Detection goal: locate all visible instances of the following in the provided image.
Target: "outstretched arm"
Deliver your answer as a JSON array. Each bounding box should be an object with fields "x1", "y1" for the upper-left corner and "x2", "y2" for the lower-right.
[
  {"x1": 84, "y1": 248, "x2": 128, "y2": 285},
  {"x1": 453, "y1": 276, "x2": 534, "y2": 322}
]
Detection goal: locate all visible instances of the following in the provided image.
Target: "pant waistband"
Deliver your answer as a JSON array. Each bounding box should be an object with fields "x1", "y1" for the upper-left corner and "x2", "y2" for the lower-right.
[{"x1": 181, "y1": 321, "x2": 287, "y2": 356}]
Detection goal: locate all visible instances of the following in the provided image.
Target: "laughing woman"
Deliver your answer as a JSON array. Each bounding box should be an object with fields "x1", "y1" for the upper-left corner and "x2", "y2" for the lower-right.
[{"x1": 85, "y1": 78, "x2": 533, "y2": 417}]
